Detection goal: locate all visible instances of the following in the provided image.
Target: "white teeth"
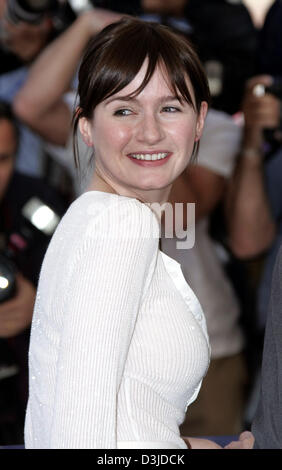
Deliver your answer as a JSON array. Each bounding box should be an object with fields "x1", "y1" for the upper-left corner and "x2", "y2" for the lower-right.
[{"x1": 130, "y1": 152, "x2": 168, "y2": 161}]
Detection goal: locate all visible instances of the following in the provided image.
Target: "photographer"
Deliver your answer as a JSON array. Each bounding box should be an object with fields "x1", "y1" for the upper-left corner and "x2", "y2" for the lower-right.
[
  {"x1": 223, "y1": 3, "x2": 282, "y2": 449},
  {"x1": 0, "y1": 101, "x2": 66, "y2": 444},
  {"x1": 0, "y1": 0, "x2": 75, "y2": 177},
  {"x1": 226, "y1": 0, "x2": 282, "y2": 327},
  {"x1": 227, "y1": 74, "x2": 279, "y2": 261},
  {"x1": 0, "y1": 0, "x2": 75, "y2": 67},
  {"x1": 227, "y1": 0, "x2": 282, "y2": 282},
  {"x1": 12, "y1": 6, "x2": 124, "y2": 195}
]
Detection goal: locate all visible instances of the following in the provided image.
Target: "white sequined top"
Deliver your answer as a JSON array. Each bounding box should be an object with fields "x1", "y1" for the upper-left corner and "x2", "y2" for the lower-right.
[{"x1": 24, "y1": 191, "x2": 210, "y2": 449}]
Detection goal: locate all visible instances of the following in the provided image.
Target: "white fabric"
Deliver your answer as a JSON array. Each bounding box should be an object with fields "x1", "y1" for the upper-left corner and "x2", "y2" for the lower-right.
[
  {"x1": 117, "y1": 440, "x2": 184, "y2": 449},
  {"x1": 198, "y1": 109, "x2": 242, "y2": 178},
  {"x1": 162, "y1": 221, "x2": 244, "y2": 358},
  {"x1": 25, "y1": 191, "x2": 210, "y2": 449},
  {"x1": 162, "y1": 110, "x2": 244, "y2": 358}
]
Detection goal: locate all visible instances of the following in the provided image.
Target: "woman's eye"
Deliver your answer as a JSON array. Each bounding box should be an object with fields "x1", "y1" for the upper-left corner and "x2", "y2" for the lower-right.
[
  {"x1": 114, "y1": 109, "x2": 132, "y2": 116},
  {"x1": 162, "y1": 106, "x2": 181, "y2": 113}
]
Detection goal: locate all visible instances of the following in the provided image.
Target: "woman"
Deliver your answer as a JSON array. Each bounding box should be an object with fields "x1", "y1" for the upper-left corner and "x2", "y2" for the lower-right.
[{"x1": 24, "y1": 18, "x2": 214, "y2": 449}]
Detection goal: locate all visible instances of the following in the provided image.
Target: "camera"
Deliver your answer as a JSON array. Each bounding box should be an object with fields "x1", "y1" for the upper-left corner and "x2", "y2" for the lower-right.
[
  {"x1": 3, "y1": 0, "x2": 77, "y2": 38},
  {"x1": 5, "y1": 0, "x2": 57, "y2": 24},
  {"x1": 265, "y1": 77, "x2": 282, "y2": 100},
  {"x1": 253, "y1": 77, "x2": 282, "y2": 157},
  {"x1": 264, "y1": 77, "x2": 282, "y2": 156},
  {"x1": 0, "y1": 197, "x2": 60, "y2": 303}
]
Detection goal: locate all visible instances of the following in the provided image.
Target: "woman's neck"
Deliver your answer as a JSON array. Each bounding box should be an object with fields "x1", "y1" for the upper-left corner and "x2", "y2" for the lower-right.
[{"x1": 87, "y1": 171, "x2": 172, "y2": 206}]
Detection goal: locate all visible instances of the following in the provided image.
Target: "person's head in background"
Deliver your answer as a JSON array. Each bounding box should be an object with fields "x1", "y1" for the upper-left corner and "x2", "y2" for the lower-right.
[
  {"x1": 75, "y1": 17, "x2": 209, "y2": 203},
  {"x1": 0, "y1": 0, "x2": 63, "y2": 64},
  {"x1": 141, "y1": 0, "x2": 188, "y2": 16},
  {"x1": 0, "y1": 101, "x2": 19, "y2": 200}
]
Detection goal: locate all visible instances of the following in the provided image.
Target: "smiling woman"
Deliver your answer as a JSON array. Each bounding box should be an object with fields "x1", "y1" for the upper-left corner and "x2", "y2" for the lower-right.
[
  {"x1": 24, "y1": 18, "x2": 215, "y2": 450},
  {"x1": 74, "y1": 20, "x2": 209, "y2": 202},
  {"x1": 78, "y1": 56, "x2": 207, "y2": 202}
]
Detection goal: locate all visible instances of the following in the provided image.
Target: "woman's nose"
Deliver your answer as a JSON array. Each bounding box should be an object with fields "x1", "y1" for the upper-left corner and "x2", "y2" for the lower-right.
[{"x1": 136, "y1": 113, "x2": 164, "y2": 145}]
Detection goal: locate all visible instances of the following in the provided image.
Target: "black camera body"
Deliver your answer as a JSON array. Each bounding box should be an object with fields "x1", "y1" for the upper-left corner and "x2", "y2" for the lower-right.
[
  {"x1": 263, "y1": 77, "x2": 282, "y2": 156},
  {"x1": 0, "y1": 197, "x2": 60, "y2": 304},
  {"x1": 265, "y1": 78, "x2": 282, "y2": 101}
]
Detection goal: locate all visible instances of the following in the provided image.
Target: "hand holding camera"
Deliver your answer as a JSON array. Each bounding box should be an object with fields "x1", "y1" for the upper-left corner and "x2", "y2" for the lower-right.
[
  {"x1": 242, "y1": 75, "x2": 282, "y2": 157},
  {"x1": 0, "y1": 196, "x2": 60, "y2": 337}
]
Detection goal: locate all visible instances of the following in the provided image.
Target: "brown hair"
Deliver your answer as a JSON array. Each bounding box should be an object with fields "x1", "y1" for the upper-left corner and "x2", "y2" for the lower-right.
[{"x1": 73, "y1": 17, "x2": 210, "y2": 168}]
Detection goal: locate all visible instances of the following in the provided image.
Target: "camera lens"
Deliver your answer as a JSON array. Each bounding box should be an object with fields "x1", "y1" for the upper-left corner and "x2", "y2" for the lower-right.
[
  {"x1": 0, "y1": 253, "x2": 16, "y2": 303},
  {"x1": 6, "y1": 0, "x2": 53, "y2": 24}
]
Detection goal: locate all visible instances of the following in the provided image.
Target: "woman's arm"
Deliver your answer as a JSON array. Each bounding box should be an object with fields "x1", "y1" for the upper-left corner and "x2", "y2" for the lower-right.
[{"x1": 49, "y1": 200, "x2": 159, "y2": 448}]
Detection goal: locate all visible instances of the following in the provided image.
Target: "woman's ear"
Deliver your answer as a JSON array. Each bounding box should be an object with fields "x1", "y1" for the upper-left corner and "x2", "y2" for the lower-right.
[
  {"x1": 195, "y1": 101, "x2": 208, "y2": 141},
  {"x1": 79, "y1": 117, "x2": 94, "y2": 147}
]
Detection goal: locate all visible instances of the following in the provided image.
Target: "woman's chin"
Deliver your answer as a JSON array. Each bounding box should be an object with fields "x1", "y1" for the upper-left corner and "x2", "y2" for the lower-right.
[{"x1": 133, "y1": 179, "x2": 172, "y2": 192}]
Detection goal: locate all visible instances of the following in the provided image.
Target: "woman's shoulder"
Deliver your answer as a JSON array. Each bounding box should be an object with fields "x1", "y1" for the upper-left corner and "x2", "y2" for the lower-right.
[{"x1": 66, "y1": 191, "x2": 160, "y2": 239}]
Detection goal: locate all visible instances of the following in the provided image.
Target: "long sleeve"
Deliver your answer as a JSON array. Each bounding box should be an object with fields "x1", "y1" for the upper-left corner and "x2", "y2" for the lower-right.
[
  {"x1": 252, "y1": 245, "x2": 282, "y2": 449},
  {"x1": 49, "y1": 199, "x2": 159, "y2": 448}
]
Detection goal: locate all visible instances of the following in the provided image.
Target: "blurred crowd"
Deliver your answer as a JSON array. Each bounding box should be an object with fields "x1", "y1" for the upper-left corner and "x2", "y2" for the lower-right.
[{"x1": 0, "y1": 0, "x2": 282, "y2": 446}]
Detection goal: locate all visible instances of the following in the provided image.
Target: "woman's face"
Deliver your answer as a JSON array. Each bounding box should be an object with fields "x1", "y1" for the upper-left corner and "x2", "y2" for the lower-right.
[{"x1": 80, "y1": 61, "x2": 207, "y2": 202}]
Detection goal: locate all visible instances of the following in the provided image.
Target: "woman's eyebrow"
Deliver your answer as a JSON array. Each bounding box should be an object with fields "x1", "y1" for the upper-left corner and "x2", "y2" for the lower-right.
[{"x1": 104, "y1": 95, "x2": 182, "y2": 106}]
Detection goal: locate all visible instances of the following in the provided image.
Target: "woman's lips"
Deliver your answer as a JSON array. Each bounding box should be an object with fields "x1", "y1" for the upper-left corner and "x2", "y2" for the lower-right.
[{"x1": 127, "y1": 153, "x2": 172, "y2": 167}]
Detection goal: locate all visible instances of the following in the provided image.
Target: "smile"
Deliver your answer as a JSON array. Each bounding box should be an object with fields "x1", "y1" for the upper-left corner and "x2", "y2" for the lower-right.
[
  {"x1": 127, "y1": 152, "x2": 172, "y2": 167},
  {"x1": 129, "y1": 152, "x2": 169, "y2": 161}
]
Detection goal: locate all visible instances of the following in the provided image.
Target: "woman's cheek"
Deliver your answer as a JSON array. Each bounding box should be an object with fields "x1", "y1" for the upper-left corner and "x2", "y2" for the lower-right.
[
  {"x1": 110, "y1": 125, "x2": 133, "y2": 148},
  {"x1": 169, "y1": 121, "x2": 197, "y2": 145}
]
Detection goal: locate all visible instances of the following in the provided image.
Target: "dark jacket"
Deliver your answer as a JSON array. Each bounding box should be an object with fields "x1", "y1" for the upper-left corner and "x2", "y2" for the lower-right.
[{"x1": 252, "y1": 244, "x2": 282, "y2": 448}]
